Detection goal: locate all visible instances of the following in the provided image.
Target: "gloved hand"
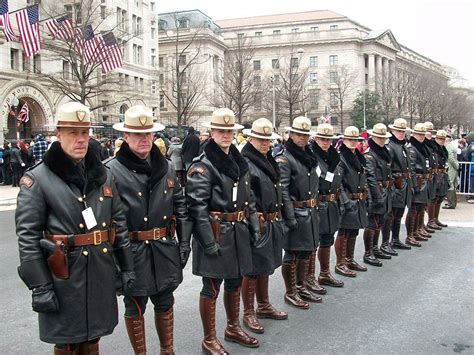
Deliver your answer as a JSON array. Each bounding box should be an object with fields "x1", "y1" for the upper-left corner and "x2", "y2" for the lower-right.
[
  {"x1": 121, "y1": 271, "x2": 136, "y2": 295},
  {"x1": 285, "y1": 219, "x2": 298, "y2": 231},
  {"x1": 32, "y1": 284, "x2": 59, "y2": 313},
  {"x1": 203, "y1": 242, "x2": 220, "y2": 257},
  {"x1": 179, "y1": 242, "x2": 191, "y2": 268}
]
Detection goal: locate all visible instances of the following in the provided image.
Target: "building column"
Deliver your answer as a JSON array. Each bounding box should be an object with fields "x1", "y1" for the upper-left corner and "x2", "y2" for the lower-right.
[
  {"x1": 375, "y1": 55, "x2": 382, "y2": 91},
  {"x1": 368, "y1": 53, "x2": 376, "y2": 91}
]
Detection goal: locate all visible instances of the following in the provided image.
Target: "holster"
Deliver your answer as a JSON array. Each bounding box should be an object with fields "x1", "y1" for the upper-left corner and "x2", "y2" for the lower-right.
[
  {"x1": 394, "y1": 176, "x2": 403, "y2": 189},
  {"x1": 42, "y1": 239, "x2": 69, "y2": 280},
  {"x1": 209, "y1": 219, "x2": 221, "y2": 243},
  {"x1": 168, "y1": 216, "x2": 177, "y2": 238},
  {"x1": 257, "y1": 215, "x2": 265, "y2": 233},
  {"x1": 109, "y1": 220, "x2": 117, "y2": 246}
]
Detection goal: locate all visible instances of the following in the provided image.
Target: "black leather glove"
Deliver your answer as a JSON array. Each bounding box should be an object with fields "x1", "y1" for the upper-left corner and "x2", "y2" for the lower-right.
[
  {"x1": 203, "y1": 242, "x2": 220, "y2": 257},
  {"x1": 32, "y1": 284, "x2": 59, "y2": 313},
  {"x1": 121, "y1": 271, "x2": 136, "y2": 295},
  {"x1": 285, "y1": 219, "x2": 298, "y2": 231},
  {"x1": 179, "y1": 242, "x2": 191, "y2": 268}
]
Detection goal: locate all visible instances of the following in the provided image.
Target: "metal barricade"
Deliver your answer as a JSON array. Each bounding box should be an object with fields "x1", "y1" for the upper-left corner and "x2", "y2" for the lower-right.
[{"x1": 457, "y1": 162, "x2": 473, "y2": 195}]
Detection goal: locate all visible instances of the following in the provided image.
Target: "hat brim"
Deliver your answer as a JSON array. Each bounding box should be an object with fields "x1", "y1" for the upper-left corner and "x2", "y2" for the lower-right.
[
  {"x1": 367, "y1": 129, "x2": 392, "y2": 138},
  {"x1": 242, "y1": 128, "x2": 280, "y2": 140},
  {"x1": 434, "y1": 135, "x2": 447, "y2": 139},
  {"x1": 388, "y1": 124, "x2": 412, "y2": 132},
  {"x1": 202, "y1": 122, "x2": 244, "y2": 130},
  {"x1": 412, "y1": 130, "x2": 427, "y2": 135},
  {"x1": 285, "y1": 127, "x2": 316, "y2": 135},
  {"x1": 46, "y1": 123, "x2": 103, "y2": 129},
  {"x1": 314, "y1": 133, "x2": 339, "y2": 139},
  {"x1": 113, "y1": 122, "x2": 165, "y2": 133},
  {"x1": 342, "y1": 135, "x2": 364, "y2": 140}
]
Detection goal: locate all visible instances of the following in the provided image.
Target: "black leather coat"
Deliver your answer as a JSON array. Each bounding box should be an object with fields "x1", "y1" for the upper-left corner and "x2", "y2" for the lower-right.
[
  {"x1": 105, "y1": 143, "x2": 192, "y2": 296},
  {"x1": 387, "y1": 136, "x2": 414, "y2": 208},
  {"x1": 186, "y1": 139, "x2": 256, "y2": 279},
  {"x1": 16, "y1": 142, "x2": 130, "y2": 344},
  {"x1": 434, "y1": 142, "x2": 449, "y2": 197},
  {"x1": 407, "y1": 137, "x2": 430, "y2": 204},
  {"x1": 424, "y1": 139, "x2": 438, "y2": 201},
  {"x1": 276, "y1": 139, "x2": 319, "y2": 251}
]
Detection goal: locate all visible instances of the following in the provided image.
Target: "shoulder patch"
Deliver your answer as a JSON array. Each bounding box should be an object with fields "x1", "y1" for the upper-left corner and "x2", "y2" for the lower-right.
[
  {"x1": 187, "y1": 165, "x2": 208, "y2": 177},
  {"x1": 19, "y1": 175, "x2": 34, "y2": 188}
]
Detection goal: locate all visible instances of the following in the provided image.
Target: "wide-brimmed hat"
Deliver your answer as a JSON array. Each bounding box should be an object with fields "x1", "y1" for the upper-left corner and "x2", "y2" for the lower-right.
[
  {"x1": 313, "y1": 123, "x2": 338, "y2": 139},
  {"x1": 54, "y1": 102, "x2": 92, "y2": 128},
  {"x1": 412, "y1": 123, "x2": 427, "y2": 135},
  {"x1": 243, "y1": 118, "x2": 280, "y2": 140},
  {"x1": 285, "y1": 116, "x2": 316, "y2": 135},
  {"x1": 389, "y1": 118, "x2": 411, "y2": 132},
  {"x1": 367, "y1": 123, "x2": 392, "y2": 138},
  {"x1": 434, "y1": 130, "x2": 448, "y2": 139},
  {"x1": 424, "y1": 121, "x2": 436, "y2": 133},
  {"x1": 342, "y1": 126, "x2": 364, "y2": 140},
  {"x1": 113, "y1": 105, "x2": 165, "y2": 133},
  {"x1": 202, "y1": 108, "x2": 244, "y2": 130}
]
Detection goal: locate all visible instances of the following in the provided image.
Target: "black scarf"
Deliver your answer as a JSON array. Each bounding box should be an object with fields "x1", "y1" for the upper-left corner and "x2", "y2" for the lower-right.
[
  {"x1": 434, "y1": 141, "x2": 448, "y2": 161},
  {"x1": 409, "y1": 136, "x2": 430, "y2": 158},
  {"x1": 285, "y1": 138, "x2": 318, "y2": 171},
  {"x1": 424, "y1": 138, "x2": 438, "y2": 153},
  {"x1": 389, "y1": 135, "x2": 406, "y2": 146},
  {"x1": 204, "y1": 138, "x2": 248, "y2": 181},
  {"x1": 43, "y1": 141, "x2": 107, "y2": 194},
  {"x1": 241, "y1": 141, "x2": 280, "y2": 183},
  {"x1": 339, "y1": 143, "x2": 365, "y2": 172},
  {"x1": 368, "y1": 138, "x2": 391, "y2": 163},
  {"x1": 312, "y1": 142, "x2": 340, "y2": 173},
  {"x1": 116, "y1": 141, "x2": 169, "y2": 190}
]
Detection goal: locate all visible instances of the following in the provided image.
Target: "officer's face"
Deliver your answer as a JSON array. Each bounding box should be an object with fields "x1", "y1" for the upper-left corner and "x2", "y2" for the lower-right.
[
  {"x1": 425, "y1": 132, "x2": 432, "y2": 139},
  {"x1": 56, "y1": 127, "x2": 90, "y2": 162},
  {"x1": 392, "y1": 129, "x2": 406, "y2": 141},
  {"x1": 372, "y1": 136, "x2": 386, "y2": 147},
  {"x1": 124, "y1": 132, "x2": 154, "y2": 159},
  {"x1": 435, "y1": 137, "x2": 446, "y2": 146},
  {"x1": 211, "y1": 129, "x2": 234, "y2": 151},
  {"x1": 290, "y1": 132, "x2": 309, "y2": 149},
  {"x1": 249, "y1": 137, "x2": 271, "y2": 155},
  {"x1": 343, "y1": 138, "x2": 358, "y2": 150},
  {"x1": 413, "y1": 133, "x2": 425, "y2": 143},
  {"x1": 316, "y1": 137, "x2": 332, "y2": 151}
]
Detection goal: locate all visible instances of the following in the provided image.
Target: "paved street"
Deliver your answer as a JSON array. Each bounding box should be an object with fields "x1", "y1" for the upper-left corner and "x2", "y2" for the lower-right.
[{"x1": 1, "y1": 193, "x2": 473, "y2": 354}]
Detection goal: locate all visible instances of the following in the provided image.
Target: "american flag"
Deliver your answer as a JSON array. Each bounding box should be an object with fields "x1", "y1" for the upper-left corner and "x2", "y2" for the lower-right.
[
  {"x1": 0, "y1": 0, "x2": 17, "y2": 42},
  {"x1": 45, "y1": 14, "x2": 74, "y2": 40},
  {"x1": 17, "y1": 102, "x2": 29, "y2": 123},
  {"x1": 81, "y1": 24, "x2": 103, "y2": 64},
  {"x1": 99, "y1": 32, "x2": 123, "y2": 73},
  {"x1": 15, "y1": 4, "x2": 40, "y2": 57}
]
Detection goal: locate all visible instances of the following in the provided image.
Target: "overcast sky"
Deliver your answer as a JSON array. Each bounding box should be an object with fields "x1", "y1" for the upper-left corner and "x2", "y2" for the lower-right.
[{"x1": 159, "y1": 0, "x2": 474, "y2": 85}]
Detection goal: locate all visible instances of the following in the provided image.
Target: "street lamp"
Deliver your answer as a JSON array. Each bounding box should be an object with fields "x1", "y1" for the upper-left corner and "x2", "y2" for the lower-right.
[{"x1": 11, "y1": 95, "x2": 20, "y2": 140}]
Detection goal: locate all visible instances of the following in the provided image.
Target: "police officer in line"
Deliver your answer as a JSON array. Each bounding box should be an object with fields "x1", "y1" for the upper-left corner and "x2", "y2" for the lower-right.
[
  {"x1": 431, "y1": 130, "x2": 450, "y2": 228},
  {"x1": 240, "y1": 118, "x2": 288, "y2": 334},
  {"x1": 186, "y1": 108, "x2": 260, "y2": 354},
  {"x1": 405, "y1": 123, "x2": 430, "y2": 247},
  {"x1": 275, "y1": 116, "x2": 321, "y2": 309},
  {"x1": 363, "y1": 123, "x2": 393, "y2": 267},
  {"x1": 16, "y1": 102, "x2": 135, "y2": 354},
  {"x1": 384, "y1": 118, "x2": 413, "y2": 252},
  {"x1": 105, "y1": 106, "x2": 193, "y2": 355},
  {"x1": 335, "y1": 126, "x2": 369, "y2": 277},
  {"x1": 310, "y1": 124, "x2": 344, "y2": 288}
]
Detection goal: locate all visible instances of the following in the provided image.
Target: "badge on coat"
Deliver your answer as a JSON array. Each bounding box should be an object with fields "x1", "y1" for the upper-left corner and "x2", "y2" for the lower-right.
[
  {"x1": 103, "y1": 185, "x2": 113, "y2": 197},
  {"x1": 325, "y1": 171, "x2": 334, "y2": 182},
  {"x1": 167, "y1": 178, "x2": 176, "y2": 188},
  {"x1": 82, "y1": 207, "x2": 98, "y2": 230},
  {"x1": 19, "y1": 175, "x2": 34, "y2": 188},
  {"x1": 316, "y1": 166, "x2": 321, "y2": 177}
]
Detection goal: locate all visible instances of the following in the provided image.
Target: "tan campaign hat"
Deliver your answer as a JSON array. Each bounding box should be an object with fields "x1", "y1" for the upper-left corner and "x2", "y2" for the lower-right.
[
  {"x1": 314, "y1": 123, "x2": 338, "y2": 139},
  {"x1": 55, "y1": 102, "x2": 92, "y2": 128},
  {"x1": 367, "y1": 123, "x2": 392, "y2": 138},
  {"x1": 202, "y1": 108, "x2": 244, "y2": 130},
  {"x1": 434, "y1": 129, "x2": 448, "y2": 139},
  {"x1": 113, "y1": 105, "x2": 165, "y2": 133},
  {"x1": 243, "y1": 118, "x2": 281, "y2": 140},
  {"x1": 389, "y1": 118, "x2": 411, "y2": 132},
  {"x1": 285, "y1": 116, "x2": 316, "y2": 135},
  {"x1": 424, "y1": 121, "x2": 436, "y2": 133},
  {"x1": 412, "y1": 123, "x2": 427, "y2": 135},
  {"x1": 343, "y1": 126, "x2": 364, "y2": 140}
]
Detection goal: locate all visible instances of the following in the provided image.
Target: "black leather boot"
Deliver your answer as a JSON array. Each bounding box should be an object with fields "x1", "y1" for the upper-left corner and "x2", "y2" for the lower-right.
[{"x1": 363, "y1": 229, "x2": 382, "y2": 267}]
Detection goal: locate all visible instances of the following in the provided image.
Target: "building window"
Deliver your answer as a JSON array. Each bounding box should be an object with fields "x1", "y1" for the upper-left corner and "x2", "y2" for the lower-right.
[
  {"x1": 159, "y1": 56, "x2": 164, "y2": 67},
  {"x1": 255, "y1": 31, "x2": 262, "y2": 37},
  {"x1": 23, "y1": 57, "x2": 30, "y2": 72},
  {"x1": 10, "y1": 49, "x2": 19, "y2": 70},
  {"x1": 33, "y1": 54, "x2": 41, "y2": 73},
  {"x1": 74, "y1": 4, "x2": 82, "y2": 25},
  {"x1": 134, "y1": 77, "x2": 139, "y2": 90},
  {"x1": 329, "y1": 71, "x2": 338, "y2": 84},
  {"x1": 100, "y1": 5, "x2": 106, "y2": 20},
  {"x1": 272, "y1": 59, "x2": 280, "y2": 69},
  {"x1": 310, "y1": 72, "x2": 318, "y2": 83},
  {"x1": 62, "y1": 60, "x2": 70, "y2": 79},
  {"x1": 237, "y1": 33, "x2": 244, "y2": 38},
  {"x1": 310, "y1": 56, "x2": 318, "y2": 67},
  {"x1": 273, "y1": 30, "x2": 281, "y2": 36},
  {"x1": 151, "y1": 55, "x2": 156, "y2": 67},
  {"x1": 330, "y1": 25, "x2": 338, "y2": 31},
  {"x1": 160, "y1": 94, "x2": 165, "y2": 108},
  {"x1": 159, "y1": 74, "x2": 164, "y2": 84},
  {"x1": 151, "y1": 80, "x2": 157, "y2": 94},
  {"x1": 330, "y1": 92, "x2": 338, "y2": 106},
  {"x1": 158, "y1": 20, "x2": 167, "y2": 30},
  {"x1": 150, "y1": 2, "x2": 155, "y2": 11},
  {"x1": 151, "y1": 27, "x2": 156, "y2": 39},
  {"x1": 309, "y1": 91, "x2": 319, "y2": 108},
  {"x1": 311, "y1": 26, "x2": 319, "y2": 32},
  {"x1": 254, "y1": 75, "x2": 261, "y2": 86},
  {"x1": 64, "y1": 5, "x2": 72, "y2": 20},
  {"x1": 273, "y1": 74, "x2": 280, "y2": 84},
  {"x1": 329, "y1": 55, "x2": 338, "y2": 66},
  {"x1": 177, "y1": 17, "x2": 189, "y2": 29},
  {"x1": 253, "y1": 60, "x2": 261, "y2": 70},
  {"x1": 291, "y1": 28, "x2": 299, "y2": 33},
  {"x1": 152, "y1": 107, "x2": 158, "y2": 117},
  {"x1": 102, "y1": 101, "x2": 108, "y2": 113},
  {"x1": 140, "y1": 78, "x2": 144, "y2": 92},
  {"x1": 136, "y1": 17, "x2": 142, "y2": 35},
  {"x1": 102, "y1": 115, "x2": 109, "y2": 122},
  {"x1": 290, "y1": 57, "x2": 299, "y2": 68}
]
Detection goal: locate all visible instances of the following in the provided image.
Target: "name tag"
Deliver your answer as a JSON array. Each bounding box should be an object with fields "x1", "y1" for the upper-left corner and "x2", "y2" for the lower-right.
[
  {"x1": 325, "y1": 171, "x2": 335, "y2": 182},
  {"x1": 316, "y1": 166, "x2": 321, "y2": 177},
  {"x1": 232, "y1": 185, "x2": 238, "y2": 202},
  {"x1": 82, "y1": 207, "x2": 97, "y2": 230}
]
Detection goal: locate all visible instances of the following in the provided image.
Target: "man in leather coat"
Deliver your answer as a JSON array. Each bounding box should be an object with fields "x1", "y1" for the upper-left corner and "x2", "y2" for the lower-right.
[
  {"x1": 105, "y1": 105, "x2": 193, "y2": 355},
  {"x1": 240, "y1": 118, "x2": 288, "y2": 334},
  {"x1": 275, "y1": 116, "x2": 321, "y2": 309},
  {"x1": 15, "y1": 102, "x2": 135, "y2": 354},
  {"x1": 432, "y1": 130, "x2": 450, "y2": 228},
  {"x1": 186, "y1": 108, "x2": 261, "y2": 354},
  {"x1": 363, "y1": 123, "x2": 393, "y2": 267}
]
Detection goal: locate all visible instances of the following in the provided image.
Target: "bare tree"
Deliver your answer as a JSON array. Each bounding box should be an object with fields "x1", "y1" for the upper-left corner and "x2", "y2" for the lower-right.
[{"x1": 378, "y1": 68, "x2": 397, "y2": 124}]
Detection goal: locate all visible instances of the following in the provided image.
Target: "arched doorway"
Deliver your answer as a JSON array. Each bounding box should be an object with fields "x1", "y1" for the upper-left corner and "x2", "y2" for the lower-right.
[{"x1": 6, "y1": 97, "x2": 46, "y2": 141}]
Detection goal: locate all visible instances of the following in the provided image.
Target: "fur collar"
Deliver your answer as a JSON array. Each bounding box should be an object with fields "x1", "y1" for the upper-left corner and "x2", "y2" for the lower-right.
[
  {"x1": 116, "y1": 141, "x2": 168, "y2": 190},
  {"x1": 339, "y1": 143, "x2": 365, "y2": 172},
  {"x1": 311, "y1": 142, "x2": 340, "y2": 173},
  {"x1": 389, "y1": 135, "x2": 406, "y2": 146},
  {"x1": 424, "y1": 138, "x2": 437, "y2": 152},
  {"x1": 241, "y1": 141, "x2": 280, "y2": 183},
  {"x1": 435, "y1": 142, "x2": 448, "y2": 160},
  {"x1": 368, "y1": 138, "x2": 391, "y2": 163},
  {"x1": 204, "y1": 138, "x2": 248, "y2": 181},
  {"x1": 409, "y1": 136, "x2": 430, "y2": 158},
  {"x1": 43, "y1": 141, "x2": 107, "y2": 194},
  {"x1": 285, "y1": 138, "x2": 318, "y2": 171}
]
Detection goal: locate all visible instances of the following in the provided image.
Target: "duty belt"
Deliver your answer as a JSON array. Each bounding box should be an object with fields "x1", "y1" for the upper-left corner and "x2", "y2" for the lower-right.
[
  {"x1": 256, "y1": 211, "x2": 281, "y2": 222},
  {"x1": 434, "y1": 168, "x2": 446, "y2": 174},
  {"x1": 129, "y1": 216, "x2": 176, "y2": 241},
  {"x1": 46, "y1": 230, "x2": 109, "y2": 247},
  {"x1": 393, "y1": 172, "x2": 411, "y2": 179},
  {"x1": 347, "y1": 191, "x2": 368, "y2": 201},
  {"x1": 293, "y1": 198, "x2": 317, "y2": 208},
  {"x1": 377, "y1": 180, "x2": 393, "y2": 188},
  {"x1": 209, "y1": 209, "x2": 249, "y2": 222},
  {"x1": 318, "y1": 192, "x2": 340, "y2": 202}
]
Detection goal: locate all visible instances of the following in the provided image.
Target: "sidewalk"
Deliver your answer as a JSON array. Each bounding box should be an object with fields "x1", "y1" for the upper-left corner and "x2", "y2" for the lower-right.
[{"x1": 0, "y1": 185, "x2": 19, "y2": 211}]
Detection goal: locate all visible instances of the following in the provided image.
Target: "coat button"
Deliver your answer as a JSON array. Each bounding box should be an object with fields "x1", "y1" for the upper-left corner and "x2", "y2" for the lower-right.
[
  {"x1": 233, "y1": 203, "x2": 237, "y2": 208},
  {"x1": 99, "y1": 197, "x2": 104, "y2": 202},
  {"x1": 102, "y1": 248, "x2": 108, "y2": 253},
  {"x1": 163, "y1": 237, "x2": 167, "y2": 241},
  {"x1": 234, "y1": 183, "x2": 238, "y2": 187},
  {"x1": 164, "y1": 190, "x2": 167, "y2": 194},
  {"x1": 144, "y1": 217, "x2": 148, "y2": 222},
  {"x1": 102, "y1": 222, "x2": 106, "y2": 227},
  {"x1": 274, "y1": 184, "x2": 277, "y2": 187},
  {"x1": 245, "y1": 201, "x2": 249, "y2": 206},
  {"x1": 308, "y1": 191, "x2": 311, "y2": 195},
  {"x1": 145, "y1": 240, "x2": 150, "y2": 244},
  {"x1": 245, "y1": 181, "x2": 248, "y2": 185},
  {"x1": 275, "y1": 203, "x2": 279, "y2": 207},
  {"x1": 231, "y1": 222, "x2": 235, "y2": 225},
  {"x1": 163, "y1": 216, "x2": 167, "y2": 220},
  {"x1": 275, "y1": 217, "x2": 279, "y2": 221},
  {"x1": 82, "y1": 250, "x2": 89, "y2": 256},
  {"x1": 307, "y1": 173, "x2": 311, "y2": 176},
  {"x1": 78, "y1": 197, "x2": 83, "y2": 202},
  {"x1": 138, "y1": 192, "x2": 142, "y2": 196},
  {"x1": 79, "y1": 223, "x2": 84, "y2": 228}
]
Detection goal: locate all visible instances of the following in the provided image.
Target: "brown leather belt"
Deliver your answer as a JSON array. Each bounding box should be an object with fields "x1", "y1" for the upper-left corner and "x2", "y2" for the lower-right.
[
  {"x1": 318, "y1": 192, "x2": 340, "y2": 202},
  {"x1": 393, "y1": 172, "x2": 411, "y2": 179},
  {"x1": 293, "y1": 198, "x2": 317, "y2": 208},
  {"x1": 46, "y1": 230, "x2": 109, "y2": 246},
  {"x1": 347, "y1": 191, "x2": 368, "y2": 201},
  {"x1": 377, "y1": 180, "x2": 393, "y2": 188},
  {"x1": 129, "y1": 227, "x2": 173, "y2": 241},
  {"x1": 434, "y1": 168, "x2": 446, "y2": 174},
  {"x1": 209, "y1": 209, "x2": 249, "y2": 222},
  {"x1": 256, "y1": 211, "x2": 281, "y2": 222}
]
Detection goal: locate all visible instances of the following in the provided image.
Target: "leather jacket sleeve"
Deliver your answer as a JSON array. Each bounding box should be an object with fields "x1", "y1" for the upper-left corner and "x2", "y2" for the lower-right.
[
  {"x1": 277, "y1": 155, "x2": 296, "y2": 224},
  {"x1": 246, "y1": 179, "x2": 261, "y2": 234},
  {"x1": 365, "y1": 154, "x2": 382, "y2": 201},
  {"x1": 173, "y1": 174, "x2": 193, "y2": 245},
  {"x1": 110, "y1": 177, "x2": 130, "y2": 250}
]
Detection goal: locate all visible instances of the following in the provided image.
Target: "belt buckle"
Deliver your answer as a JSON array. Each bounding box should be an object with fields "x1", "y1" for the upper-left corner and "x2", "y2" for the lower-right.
[
  {"x1": 310, "y1": 199, "x2": 316, "y2": 208},
  {"x1": 93, "y1": 230, "x2": 101, "y2": 245},
  {"x1": 237, "y1": 210, "x2": 245, "y2": 222},
  {"x1": 153, "y1": 228, "x2": 161, "y2": 240}
]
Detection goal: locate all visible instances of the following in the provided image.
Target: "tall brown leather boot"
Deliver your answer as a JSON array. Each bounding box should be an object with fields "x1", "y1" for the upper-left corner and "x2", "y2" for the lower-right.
[
  {"x1": 405, "y1": 210, "x2": 421, "y2": 247},
  {"x1": 281, "y1": 262, "x2": 310, "y2": 309},
  {"x1": 200, "y1": 297, "x2": 228, "y2": 355},
  {"x1": 241, "y1": 277, "x2": 264, "y2": 334},
  {"x1": 305, "y1": 249, "x2": 327, "y2": 294},
  {"x1": 427, "y1": 202, "x2": 442, "y2": 230},
  {"x1": 76, "y1": 341, "x2": 99, "y2": 355},
  {"x1": 255, "y1": 275, "x2": 288, "y2": 320},
  {"x1": 434, "y1": 200, "x2": 448, "y2": 227},
  {"x1": 318, "y1": 246, "x2": 344, "y2": 287},
  {"x1": 54, "y1": 347, "x2": 75, "y2": 355},
  {"x1": 380, "y1": 217, "x2": 398, "y2": 256},
  {"x1": 335, "y1": 232, "x2": 356, "y2": 277},
  {"x1": 296, "y1": 258, "x2": 323, "y2": 302},
  {"x1": 363, "y1": 229, "x2": 382, "y2": 266},
  {"x1": 346, "y1": 233, "x2": 367, "y2": 271},
  {"x1": 415, "y1": 208, "x2": 430, "y2": 240},
  {"x1": 155, "y1": 307, "x2": 175, "y2": 355},
  {"x1": 125, "y1": 315, "x2": 147, "y2": 355},
  {"x1": 223, "y1": 290, "x2": 259, "y2": 348}
]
